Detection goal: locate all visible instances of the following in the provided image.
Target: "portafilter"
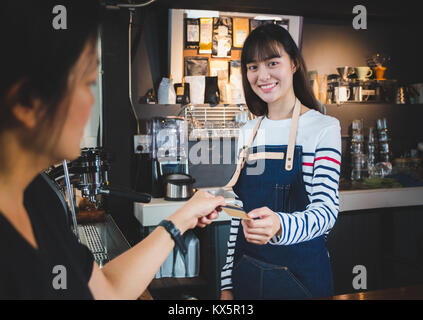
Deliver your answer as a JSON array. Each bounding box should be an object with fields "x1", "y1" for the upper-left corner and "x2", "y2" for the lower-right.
[
  {"x1": 47, "y1": 148, "x2": 152, "y2": 205},
  {"x1": 72, "y1": 148, "x2": 152, "y2": 204}
]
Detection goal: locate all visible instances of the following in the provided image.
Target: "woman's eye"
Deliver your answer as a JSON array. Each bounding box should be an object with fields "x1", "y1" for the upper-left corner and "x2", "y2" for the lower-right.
[
  {"x1": 269, "y1": 61, "x2": 278, "y2": 67},
  {"x1": 247, "y1": 65, "x2": 257, "y2": 71}
]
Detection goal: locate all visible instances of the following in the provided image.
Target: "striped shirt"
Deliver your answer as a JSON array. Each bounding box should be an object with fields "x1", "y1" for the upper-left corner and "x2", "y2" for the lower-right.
[{"x1": 220, "y1": 109, "x2": 342, "y2": 292}]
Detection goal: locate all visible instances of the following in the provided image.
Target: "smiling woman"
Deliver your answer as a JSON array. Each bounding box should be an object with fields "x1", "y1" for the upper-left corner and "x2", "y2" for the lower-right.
[
  {"x1": 220, "y1": 23, "x2": 341, "y2": 300},
  {"x1": 241, "y1": 23, "x2": 321, "y2": 117}
]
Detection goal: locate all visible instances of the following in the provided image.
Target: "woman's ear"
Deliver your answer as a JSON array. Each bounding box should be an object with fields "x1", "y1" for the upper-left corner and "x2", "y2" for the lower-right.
[
  {"x1": 292, "y1": 59, "x2": 299, "y2": 74},
  {"x1": 12, "y1": 103, "x2": 40, "y2": 129},
  {"x1": 7, "y1": 81, "x2": 41, "y2": 129}
]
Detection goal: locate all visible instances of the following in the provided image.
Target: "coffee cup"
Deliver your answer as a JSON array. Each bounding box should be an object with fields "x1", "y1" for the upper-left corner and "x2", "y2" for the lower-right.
[
  {"x1": 334, "y1": 86, "x2": 350, "y2": 103},
  {"x1": 355, "y1": 66, "x2": 373, "y2": 81}
]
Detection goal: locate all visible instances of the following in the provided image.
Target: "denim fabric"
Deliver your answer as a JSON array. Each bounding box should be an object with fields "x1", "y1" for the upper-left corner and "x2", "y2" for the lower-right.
[
  {"x1": 232, "y1": 145, "x2": 334, "y2": 299},
  {"x1": 233, "y1": 255, "x2": 312, "y2": 300}
]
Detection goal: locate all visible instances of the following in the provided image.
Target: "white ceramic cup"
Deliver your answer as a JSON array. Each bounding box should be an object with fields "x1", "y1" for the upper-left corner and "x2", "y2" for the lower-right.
[
  {"x1": 335, "y1": 86, "x2": 351, "y2": 103},
  {"x1": 355, "y1": 66, "x2": 373, "y2": 81}
]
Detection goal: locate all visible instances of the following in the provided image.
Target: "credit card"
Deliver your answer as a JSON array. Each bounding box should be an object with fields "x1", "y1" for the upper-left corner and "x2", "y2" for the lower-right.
[{"x1": 222, "y1": 204, "x2": 252, "y2": 220}]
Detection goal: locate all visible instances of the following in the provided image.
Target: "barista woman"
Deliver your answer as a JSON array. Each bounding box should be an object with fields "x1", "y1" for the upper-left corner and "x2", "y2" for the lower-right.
[
  {"x1": 220, "y1": 24, "x2": 341, "y2": 299},
  {"x1": 0, "y1": 1, "x2": 225, "y2": 299}
]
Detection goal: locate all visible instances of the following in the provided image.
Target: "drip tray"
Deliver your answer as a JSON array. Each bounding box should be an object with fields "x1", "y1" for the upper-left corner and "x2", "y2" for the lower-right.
[{"x1": 77, "y1": 215, "x2": 131, "y2": 267}]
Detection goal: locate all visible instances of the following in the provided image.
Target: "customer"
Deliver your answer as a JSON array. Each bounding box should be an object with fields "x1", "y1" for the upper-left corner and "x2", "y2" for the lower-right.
[
  {"x1": 0, "y1": 0, "x2": 225, "y2": 299},
  {"x1": 220, "y1": 23, "x2": 341, "y2": 299}
]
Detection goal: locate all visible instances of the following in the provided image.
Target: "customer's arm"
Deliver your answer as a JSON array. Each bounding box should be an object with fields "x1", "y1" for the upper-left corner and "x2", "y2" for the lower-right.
[{"x1": 88, "y1": 191, "x2": 225, "y2": 300}]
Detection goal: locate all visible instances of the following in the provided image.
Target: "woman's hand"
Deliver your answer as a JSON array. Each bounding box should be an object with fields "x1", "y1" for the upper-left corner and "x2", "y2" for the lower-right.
[
  {"x1": 220, "y1": 290, "x2": 234, "y2": 300},
  {"x1": 241, "y1": 206, "x2": 282, "y2": 245},
  {"x1": 169, "y1": 190, "x2": 226, "y2": 234}
]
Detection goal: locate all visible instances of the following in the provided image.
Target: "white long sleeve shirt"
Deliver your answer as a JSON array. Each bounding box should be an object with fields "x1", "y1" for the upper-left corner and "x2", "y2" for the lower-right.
[{"x1": 220, "y1": 109, "x2": 342, "y2": 291}]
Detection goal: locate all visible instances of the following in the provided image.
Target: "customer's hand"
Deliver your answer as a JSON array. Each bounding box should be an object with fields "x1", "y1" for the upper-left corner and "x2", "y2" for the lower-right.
[
  {"x1": 220, "y1": 290, "x2": 234, "y2": 300},
  {"x1": 242, "y1": 206, "x2": 282, "y2": 245},
  {"x1": 169, "y1": 190, "x2": 226, "y2": 234}
]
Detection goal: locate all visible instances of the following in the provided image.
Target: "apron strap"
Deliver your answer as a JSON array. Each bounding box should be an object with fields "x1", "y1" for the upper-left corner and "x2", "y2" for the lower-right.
[
  {"x1": 224, "y1": 98, "x2": 301, "y2": 187},
  {"x1": 224, "y1": 116, "x2": 264, "y2": 188},
  {"x1": 285, "y1": 98, "x2": 301, "y2": 171}
]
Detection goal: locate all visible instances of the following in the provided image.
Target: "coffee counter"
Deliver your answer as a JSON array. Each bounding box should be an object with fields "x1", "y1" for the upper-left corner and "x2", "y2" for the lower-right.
[
  {"x1": 339, "y1": 186, "x2": 423, "y2": 212},
  {"x1": 134, "y1": 186, "x2": 423, "y2": 226},
  {"x1": 320, "y1": 284, "x2": 423, "y2": 300},
  {"x1": 132, "y1": 186, "x2": 423, "y2": 298}
]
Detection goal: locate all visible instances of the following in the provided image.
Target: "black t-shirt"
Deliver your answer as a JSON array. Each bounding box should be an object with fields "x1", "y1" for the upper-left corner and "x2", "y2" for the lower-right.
[{"x1": 0, "y1": 174, "x2": 94, "y2": 299}]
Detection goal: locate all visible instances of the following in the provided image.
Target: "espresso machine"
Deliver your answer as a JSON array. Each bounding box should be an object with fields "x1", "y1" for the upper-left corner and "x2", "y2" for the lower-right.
[
  {"x1": 48, "y1": 148, "x2": 151, "y2": 205},
  {"x1": 46, "y1": 147, "x2": 152, "y2": 242},
  {"x1": 134, "y1": 116, "x2": 189, "y2": 198}
]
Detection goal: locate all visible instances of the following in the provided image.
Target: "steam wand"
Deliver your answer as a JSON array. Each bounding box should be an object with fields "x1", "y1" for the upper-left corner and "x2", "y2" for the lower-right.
[{"x1": 62, "y1": 159, "x2": 80, "y2": 242}]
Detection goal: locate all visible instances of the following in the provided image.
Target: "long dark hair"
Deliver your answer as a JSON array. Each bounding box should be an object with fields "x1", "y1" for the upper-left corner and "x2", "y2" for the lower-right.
[
  {"x1": 241, "y1": 23, "x2": 321, "y2": 116},
  {"x1": 0, "y1": 0, "x2": 101, "y2": 150}
]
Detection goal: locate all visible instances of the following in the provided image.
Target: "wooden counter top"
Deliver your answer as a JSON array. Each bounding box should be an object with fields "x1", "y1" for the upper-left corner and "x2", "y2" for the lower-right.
[{"x1": 320, "y1": 285, "x2": 423, "y2": 300}]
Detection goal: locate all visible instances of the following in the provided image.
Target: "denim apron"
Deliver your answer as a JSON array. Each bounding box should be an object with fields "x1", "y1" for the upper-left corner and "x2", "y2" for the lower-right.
[{"x1": 228, "y1": 101, "x2": 333, "y2": 299}]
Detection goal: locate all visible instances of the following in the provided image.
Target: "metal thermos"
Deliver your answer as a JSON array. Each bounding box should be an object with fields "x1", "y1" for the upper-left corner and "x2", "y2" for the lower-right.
[{"x1": 353, "y1": 86, "x2": 363, "y2": 102}]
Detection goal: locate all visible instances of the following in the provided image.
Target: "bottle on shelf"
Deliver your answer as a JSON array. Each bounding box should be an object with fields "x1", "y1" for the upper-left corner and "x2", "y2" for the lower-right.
[
  {"x1": 350, "y1": 119, "x2": 368, "y2": 181},
  {"x1": 374, "y1": 118, "x2": 392, "y2": 177},
  {"x1": 367, "y1": 127, "x2": 377, "y2": 177}
]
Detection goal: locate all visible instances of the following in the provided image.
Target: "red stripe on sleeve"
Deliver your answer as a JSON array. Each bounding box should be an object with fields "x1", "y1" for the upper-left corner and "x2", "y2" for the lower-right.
[
  {"x1": 314, "y1": 157, "x2": 341, "y2": 166},
  {"x1": 302, "y1": 162, "x2": 314, "y2": 166}
]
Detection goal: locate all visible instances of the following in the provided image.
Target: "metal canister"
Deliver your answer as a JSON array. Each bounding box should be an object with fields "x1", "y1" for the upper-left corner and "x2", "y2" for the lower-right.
[{"x1": 353, "y1": 86, "x2": 363, "y2": 102}]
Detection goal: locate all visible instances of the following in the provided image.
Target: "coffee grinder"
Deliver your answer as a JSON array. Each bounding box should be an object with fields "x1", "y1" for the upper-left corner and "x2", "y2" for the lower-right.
[{"x1": 135, "y1": 116, "x2": 189, "y2": 198}]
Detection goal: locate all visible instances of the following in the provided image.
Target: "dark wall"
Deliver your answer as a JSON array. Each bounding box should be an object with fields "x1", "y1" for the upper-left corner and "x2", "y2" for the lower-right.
[
  {"x1": 102, "y1": 8, "x2": 138, "y2": 244},
  {"x1": 301, "y1": 17, "x2": 423, "y2": 85},
  {"x1": 300, "y1": 15, "x2": 423, "y2": 179},
  {"x1": 324, "y1": 103, "x2": 423, "y2": 179},
  {"x1": 327, "y1": 205, "x2": 423, "y2": 295},
  {"x1": 132, "y1": 6, "x2": 169, "y2": 101},
  {"x1": 101, "y1": 5, "x2": 168, "y2": 244},
  {"x1": 158, "y1": 0, "x2": 420, "y2": 21}
]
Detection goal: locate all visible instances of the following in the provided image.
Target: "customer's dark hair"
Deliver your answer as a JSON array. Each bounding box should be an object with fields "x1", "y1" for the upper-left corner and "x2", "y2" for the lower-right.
[
  {"x1": 241, "y1": 23, "x2": 321, "y2": 116},
  {"x1": 0, "y1": 0, "x2": 101, "y2": 147}
]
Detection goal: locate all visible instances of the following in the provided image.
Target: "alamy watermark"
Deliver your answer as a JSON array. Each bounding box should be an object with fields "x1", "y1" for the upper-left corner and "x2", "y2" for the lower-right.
[
  {"x1": 52, "y1": 265, "x2": 67, "y2": 290},
  {"x1": 154, "y1": 127, "x2": 267, "y2": 176},
  {"x1": 352, "y1": 265, "x2": 367, "y2": 290},
  {"x1": 352, "y1": 5, "x2": 367, "y2": 30},
  {"x1": 52, "y1": 5, "x2": 67, "y2": 30}
]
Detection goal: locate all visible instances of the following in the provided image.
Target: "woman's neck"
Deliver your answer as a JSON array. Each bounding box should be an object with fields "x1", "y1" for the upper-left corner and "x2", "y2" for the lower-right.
[
  {"x1": 267, "y1": 92, "x2": 298, "y2": 120},
  {"x1": 0, "y1": 133, "x2": 47, "y2": 212}
]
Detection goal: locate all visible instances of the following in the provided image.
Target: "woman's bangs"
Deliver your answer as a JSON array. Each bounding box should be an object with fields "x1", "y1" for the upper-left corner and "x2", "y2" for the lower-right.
[{"x1": 244, "y1": 36, "x2": 282, "y2": 64}]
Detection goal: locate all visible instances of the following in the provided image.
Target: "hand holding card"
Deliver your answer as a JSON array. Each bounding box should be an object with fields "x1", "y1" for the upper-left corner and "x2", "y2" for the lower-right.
[{"x1": 222, "y1": 204, "x2": 252, "y2": 220}]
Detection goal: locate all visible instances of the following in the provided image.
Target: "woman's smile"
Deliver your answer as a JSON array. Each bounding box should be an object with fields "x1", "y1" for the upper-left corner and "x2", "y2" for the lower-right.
[
  {"x1": 258, "y1": 82, "x2": 279, "y2": 93},
  {"x1": 247, "y1": 49, "x2": 296, "y2": 106}
]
